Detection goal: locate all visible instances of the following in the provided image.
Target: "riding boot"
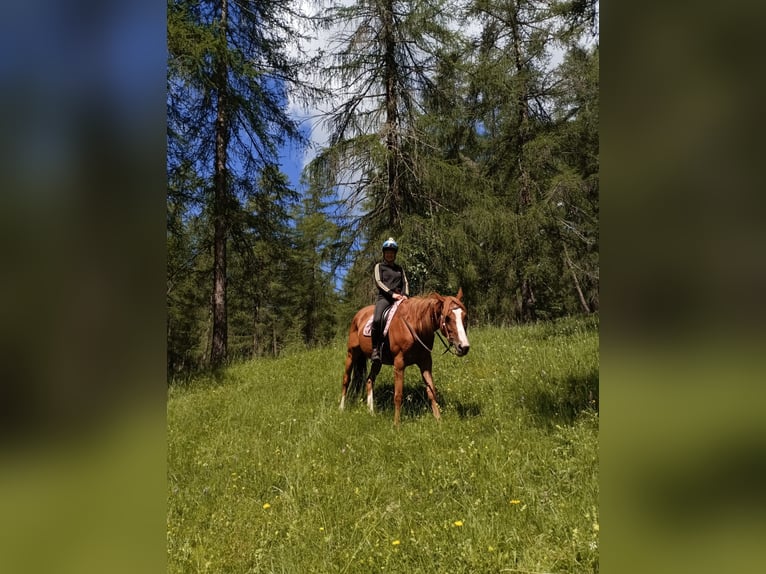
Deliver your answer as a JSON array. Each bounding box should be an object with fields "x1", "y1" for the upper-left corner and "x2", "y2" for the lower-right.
[{"x1": 371, "y1": 327, "x2": 382, "y2": 364}]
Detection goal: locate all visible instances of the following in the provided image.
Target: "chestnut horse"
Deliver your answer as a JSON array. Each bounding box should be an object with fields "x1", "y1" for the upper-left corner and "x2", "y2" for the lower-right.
[{"x1": 340, "y1": 289, "x2": 470, "y2": 425}]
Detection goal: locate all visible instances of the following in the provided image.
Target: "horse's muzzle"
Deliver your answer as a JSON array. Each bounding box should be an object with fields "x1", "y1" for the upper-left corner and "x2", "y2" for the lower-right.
[{"x1": 456, "y1": 343, "x2": 470, "y2": 356}]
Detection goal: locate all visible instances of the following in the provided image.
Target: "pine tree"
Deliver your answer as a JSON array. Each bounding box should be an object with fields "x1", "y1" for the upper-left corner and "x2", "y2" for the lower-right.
[
  {"x1": 455, "y1": 0, "x2": 599, "y2": 322},
  {"x1": 549, "y1": 42, "x2": 599, "y2": 312},
  {"x1": 167, "y1": 174, "x2": 213, "y2": 375},
  {"x1": 290, "y1": 178, "x2": 342, "y2": 346},
  {"x1": 227, "y1": 165, "x2": 297, "y2": 359},
  {"x1": 309, "y1": 0, "x2": 459, "y2": 239},
  {"x1": 167, "y1": 0, "x2": 318, "y2": 368}
]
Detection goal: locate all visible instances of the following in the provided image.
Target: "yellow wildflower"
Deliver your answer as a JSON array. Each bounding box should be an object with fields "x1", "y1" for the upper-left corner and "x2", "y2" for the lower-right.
[
  {"x1": 263, "y1": 503, "x2": 271, "y2": 509},
  {"x1": 453, "y1": 520, "x2": 464, "y2": 527},
  {"x1": 509, "y1": 499, "x2": 521, "y2": 505},
  {"x1": 392, "y1": 540, "x2": 401, "y2": 546}
]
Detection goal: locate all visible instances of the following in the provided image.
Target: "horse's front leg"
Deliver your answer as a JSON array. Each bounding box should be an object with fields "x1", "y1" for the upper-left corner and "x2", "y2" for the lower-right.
[
  {"x1": 421, "y1": 366, "x2": 442, "y2": 421},
  {"x1": 393, "y1": 362, "x2": 405, "y2": 427}
]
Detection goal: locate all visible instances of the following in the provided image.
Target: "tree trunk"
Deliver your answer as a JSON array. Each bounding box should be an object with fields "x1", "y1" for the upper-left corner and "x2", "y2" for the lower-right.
[
  {"x1": 272, "y1": 323, "x2": 278, "y2": 357},
  {"x1": 521, "y1": 277, "x2": 536, "y2": 321},
  {"x1": 252, "y1": 301, "x2": 259, "y2": 357},
  {"x1": 564, "y1": 243, "x2": 592, "y2": 313},
  {"x1": 383, "y1": 0, "x2": 400, "y2": 227},
  {"x1": 211, "y1": 0, "x2": 230, "y2": 369},
  {"x1": 509, "y1": 5, "x2": 531, "y2": 209}
]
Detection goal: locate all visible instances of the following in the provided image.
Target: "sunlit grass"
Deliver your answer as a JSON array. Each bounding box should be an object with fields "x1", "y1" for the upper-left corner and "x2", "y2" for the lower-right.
[{"x1": 168, "y1": 316, "x2": 599, "y2": 573}]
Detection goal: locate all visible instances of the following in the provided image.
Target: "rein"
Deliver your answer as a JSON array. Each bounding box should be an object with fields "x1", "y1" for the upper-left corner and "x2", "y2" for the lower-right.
[
  {"x1": 402, "y1": 317, "x2": 456, "y2": 356},
  {"x1": 435, "y1": 330, "x2": 455, "y2": 355}
]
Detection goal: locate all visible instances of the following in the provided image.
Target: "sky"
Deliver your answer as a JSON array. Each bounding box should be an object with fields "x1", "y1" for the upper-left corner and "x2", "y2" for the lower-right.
[
  {"x1": 278, "y1": 127, "x2": 313, "y2": 192},
  {"x1": 278, "y1": 0, "x2": 578, "y2": 204}
]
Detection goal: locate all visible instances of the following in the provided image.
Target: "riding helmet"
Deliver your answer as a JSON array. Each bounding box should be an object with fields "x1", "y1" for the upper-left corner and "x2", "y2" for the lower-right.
[{"x1": 382, "y1": 237, "x2": 399, "y2": 252}]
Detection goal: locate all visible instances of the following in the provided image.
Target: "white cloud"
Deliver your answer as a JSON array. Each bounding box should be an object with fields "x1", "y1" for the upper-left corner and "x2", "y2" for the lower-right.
[{"x1": 285, "y1": 1, "x2": 353, "y2": 178}]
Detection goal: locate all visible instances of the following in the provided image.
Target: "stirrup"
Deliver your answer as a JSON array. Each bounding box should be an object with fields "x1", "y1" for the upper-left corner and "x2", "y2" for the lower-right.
[{"x1": 371, "y1": 344, "x2": 381, "y2": 363}]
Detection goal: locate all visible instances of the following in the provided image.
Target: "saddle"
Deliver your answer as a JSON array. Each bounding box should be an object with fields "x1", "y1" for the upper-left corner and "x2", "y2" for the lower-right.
[{"x1": 362, "y1": 299, "x2": 402, "y2": 338}]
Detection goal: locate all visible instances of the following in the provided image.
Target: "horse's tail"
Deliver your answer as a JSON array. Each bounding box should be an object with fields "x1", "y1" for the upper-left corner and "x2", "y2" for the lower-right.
[{"x1": 350, "y1": 350, "x2": 367, "y2": 396}]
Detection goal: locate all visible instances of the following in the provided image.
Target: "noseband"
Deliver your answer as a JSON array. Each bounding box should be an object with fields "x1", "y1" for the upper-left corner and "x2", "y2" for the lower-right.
[
  {"x1": 402, "y1": 299, "x2": 464, "y2": 356},
  {"x1": 438, "y1": 302, "x2": 466, "y2": 355}
]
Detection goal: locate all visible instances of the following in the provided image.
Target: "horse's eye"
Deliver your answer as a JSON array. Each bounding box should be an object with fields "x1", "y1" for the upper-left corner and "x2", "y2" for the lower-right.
[{"x1": 445, "y1": 315, "x2": 452, "y2": 323}]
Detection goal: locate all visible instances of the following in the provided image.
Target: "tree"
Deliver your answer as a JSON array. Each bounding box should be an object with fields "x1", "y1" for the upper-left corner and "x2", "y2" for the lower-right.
[
  {"x1": 549, "y1": 42, "x2": 599, "y2": 312},
  {"x1": 166, "y1": 0, "x2": 599, "y2": 373},
  {"x1": 226, "y1": 165, "x2": 297, "y2": 359},
  {"x1": 290, "y1": 177, "x2": 343, "y2": 346},
  {"x1": 450, "y1": 0, "x2": 599, "y2": 322},
  {"x1": 167, "y1": 171, "x2": 213, "y2": 375},
  {"x1": 309, "y1": 0, "x2": 460, "y2": 239},
  {"x1": 363, "y1": 0, "x2": 600, "y2": 323},
  {"x1": 167, "y1": 0, "x2": 318, "y2": 368}
]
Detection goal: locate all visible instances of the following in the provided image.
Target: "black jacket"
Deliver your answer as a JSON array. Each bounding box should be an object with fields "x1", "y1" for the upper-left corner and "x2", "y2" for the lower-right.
[{"x1": 374, "y1": 261, "x2": 410, "y2": 303}]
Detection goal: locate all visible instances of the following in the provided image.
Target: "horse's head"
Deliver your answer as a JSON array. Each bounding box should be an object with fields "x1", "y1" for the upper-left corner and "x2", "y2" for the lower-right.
[{"x1": 437, "y1": 288, "x2": 470, "y2": 356}]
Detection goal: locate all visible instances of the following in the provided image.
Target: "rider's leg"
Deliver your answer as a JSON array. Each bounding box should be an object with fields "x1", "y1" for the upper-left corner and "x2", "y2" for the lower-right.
[{"x1": 371, "y1": 298, "x2": 388, "y2": 363}]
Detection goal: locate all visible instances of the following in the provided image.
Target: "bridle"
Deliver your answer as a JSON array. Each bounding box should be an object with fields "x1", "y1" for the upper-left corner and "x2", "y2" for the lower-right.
[
  {"x1": 402, "y1": 300, "x2": 463, "y2": 356},
  {"x1": 438, "y1": 302, "x2": 466, "y2": 355}
]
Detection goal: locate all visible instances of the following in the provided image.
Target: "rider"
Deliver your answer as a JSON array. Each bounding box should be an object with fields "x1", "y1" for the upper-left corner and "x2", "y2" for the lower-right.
[{"x1": 371, "y1": 237, "x2": 409, "y2": 364}]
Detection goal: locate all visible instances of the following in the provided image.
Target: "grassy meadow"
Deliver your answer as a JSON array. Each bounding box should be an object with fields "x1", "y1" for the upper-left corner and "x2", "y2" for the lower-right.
[{"x1": 167, "y1": 316, "x2": 599, "y2": 573}]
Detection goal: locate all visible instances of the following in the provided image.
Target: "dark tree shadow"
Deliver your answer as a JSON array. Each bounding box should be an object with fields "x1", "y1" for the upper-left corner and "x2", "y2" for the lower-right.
[
  {"x1": 527, "y1": 368, "x2": 599, "y2": 425},
  {"x1": 371, "y1": 380, "x2": 435, "y2": 419},
  {"x1": 345, "y1": 371, "x2": 461, "y2": 421},
  {"x1": 368, "y1": 380, "x2": 483, "y2": 421},
  {"x1": 454, "y1": 401, "x2": 482, "y2": 418},
  {"x1": 169, "y1": 366, "x2": 230, "y2": 389}
]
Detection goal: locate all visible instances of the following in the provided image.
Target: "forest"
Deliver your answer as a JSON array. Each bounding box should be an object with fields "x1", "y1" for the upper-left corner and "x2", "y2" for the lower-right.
[{"x1": 167, "y1": 0, "x2": 599, "y2": 375}]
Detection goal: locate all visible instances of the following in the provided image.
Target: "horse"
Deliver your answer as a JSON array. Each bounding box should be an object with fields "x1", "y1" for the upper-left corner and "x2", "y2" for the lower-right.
[{"x1": 339, "y1": 288, "x2": 470, "y2": 426}]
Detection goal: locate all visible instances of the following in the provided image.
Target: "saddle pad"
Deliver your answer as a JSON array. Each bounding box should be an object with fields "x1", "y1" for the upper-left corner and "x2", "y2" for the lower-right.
[{"x1": 362, "y1": 299, "x2": 402, "y2": 338}]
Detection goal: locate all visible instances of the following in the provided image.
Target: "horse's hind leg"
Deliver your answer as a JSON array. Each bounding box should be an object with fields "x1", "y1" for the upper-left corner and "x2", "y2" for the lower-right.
[
  {"x1": 365, "y1": 378, "x2": 374, "y2": 414},
  {"x1": 365, "y1": 361, "x2": 382, "y2": 414},
  {"x1": 421, "y1": 367, "x2": 442, "y2": 421},
  {"x1": 340, "y1": 349, "x2": 354, "y2": 410}
]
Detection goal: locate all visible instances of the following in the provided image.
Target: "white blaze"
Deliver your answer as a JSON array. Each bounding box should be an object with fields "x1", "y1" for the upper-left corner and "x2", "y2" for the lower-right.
[{"x1": 453, "y1": 309, "x2": 470, "y2": 348}]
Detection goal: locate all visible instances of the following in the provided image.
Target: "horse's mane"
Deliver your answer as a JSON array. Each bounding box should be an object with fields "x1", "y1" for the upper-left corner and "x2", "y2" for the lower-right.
[{"x1": 401, "y1": 293, "x2": 441, "y2": 333}]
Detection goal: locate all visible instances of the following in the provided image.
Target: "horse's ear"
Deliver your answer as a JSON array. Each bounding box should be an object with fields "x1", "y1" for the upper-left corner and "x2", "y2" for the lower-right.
[
  {"x1": 456, "y1": 287, "x2": 463, "y2": 301},
  {"x1": 433, "y1": 296, "x2": 444, "y2": 321}
]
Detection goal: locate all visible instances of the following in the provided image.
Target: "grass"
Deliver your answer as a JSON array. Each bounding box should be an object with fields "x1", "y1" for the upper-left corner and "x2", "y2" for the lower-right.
[{"x1": 167, "y1": 316, "x2": 599, "y2": 573}]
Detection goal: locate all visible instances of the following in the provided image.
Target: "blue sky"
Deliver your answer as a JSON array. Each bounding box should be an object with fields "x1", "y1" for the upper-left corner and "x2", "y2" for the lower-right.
[{"x1": 278, "y1": 123, "x2": 312, "y2": 193}]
